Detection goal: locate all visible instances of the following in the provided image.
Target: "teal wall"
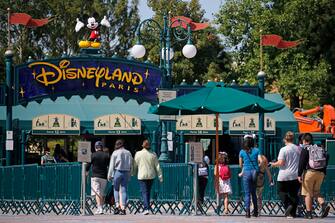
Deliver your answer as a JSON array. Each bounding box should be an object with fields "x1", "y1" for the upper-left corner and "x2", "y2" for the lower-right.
[{"x1": 0, "y1": 93, "x2": 300, "y2": 165}]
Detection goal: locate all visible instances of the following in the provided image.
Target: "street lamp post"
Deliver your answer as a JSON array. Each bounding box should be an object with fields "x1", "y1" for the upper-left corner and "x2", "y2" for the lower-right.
[
  {"x1": 258, "y1": 71, "x2": 265, "y2": 154},
  {"x1": 5, "y1": 49, "x2": 14, "y2": 166},
  {"x1": 132, "y1": 15, "x2": 197, "y2": 162}
]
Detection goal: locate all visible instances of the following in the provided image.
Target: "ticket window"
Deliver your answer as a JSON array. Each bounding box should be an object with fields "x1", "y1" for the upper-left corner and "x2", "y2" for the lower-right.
[
  {"x1": 184, "y1": 134, "x2": 239, "y2": 165},
  {"x1": 105, "y1": 135, "x2": 146, "y2": 156}
]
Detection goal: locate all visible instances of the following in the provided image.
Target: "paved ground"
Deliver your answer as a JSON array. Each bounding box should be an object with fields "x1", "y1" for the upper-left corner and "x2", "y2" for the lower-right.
[{"x1": 0, "y1": 214, "x2": 335, "y2": 223}]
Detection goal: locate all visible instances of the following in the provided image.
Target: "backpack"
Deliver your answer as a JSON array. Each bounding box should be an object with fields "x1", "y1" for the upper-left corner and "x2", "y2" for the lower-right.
[
  {"x1": 219, "y1": 164, "x2": 231, "y2": 180},
  {"x1": 307, "y1": 144, "x2": 327, "y2": 169},
  {"x1": 42, "y1": 154, "x2": 56, "y2": 164}
]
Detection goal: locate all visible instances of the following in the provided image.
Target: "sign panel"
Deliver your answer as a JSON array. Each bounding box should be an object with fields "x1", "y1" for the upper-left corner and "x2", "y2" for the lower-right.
[
  {"x1": 6, "y1": 131, "x2": 13, "y2": 140},
  {"x1": 189, "y1": 142, "x2": 203, "y2": 163},
  {"x1": 158, "y1": 90, "x2": 177, "y2": 120},
  {"x1": 16, "y1": 58, "x2": 162, "y2": 105},
  {"x1": 176, "y1": 115, "x2": 223, "y2": 135},
  {"x1": 229, "y1": 114, "x2": 276, "y2": 135},
  {"x1": 6, "y1": 140, "x2": 14, "y2": 151},
  {"x1": 167, "y1": 131, "x2": 173, "y2": 151},
  {"x1": 77, "y1": 141, "x2": 92, "y2": 163},
  {"x1": 94, "y1": 114, "x2": 141, "y2": 135},
  {"x1": 32, "y1": 114, "x2": 80, "y2": 135}
]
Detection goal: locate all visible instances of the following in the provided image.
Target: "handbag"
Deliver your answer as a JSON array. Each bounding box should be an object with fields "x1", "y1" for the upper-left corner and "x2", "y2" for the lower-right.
[
  {"x1": 198, "y1": 166, "x2": 208, "y2": 177},
  {"x1": 245, "y1": 151, "x2": 264, "y2": 188}
]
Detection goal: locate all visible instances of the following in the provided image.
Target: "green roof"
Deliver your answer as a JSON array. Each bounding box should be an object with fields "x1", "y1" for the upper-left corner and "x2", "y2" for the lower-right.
[
  {"x1": 0, "y1": 96, "x2": 158, "y2": 121},
  {"x1": 221, "y1": 93, "x2": 295, "y2": 122},
  {"x1": 0, "y1": 93, "x2": 294, "y2": 123}
]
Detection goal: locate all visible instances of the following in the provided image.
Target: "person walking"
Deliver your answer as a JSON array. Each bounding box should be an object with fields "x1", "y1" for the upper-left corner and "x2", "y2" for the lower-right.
[
  {"x1": 298, "y1": 133, "x2": 330, "y2": 219},
  {"x1": 86, "y1": 141, "x2": 110, "y2": 215},
  {"x1": 214, "y1": 152, "x2": 232, "y2": 215},
  {"x1": 256, "y1": 155, "x2": 273, "y2": 216},
  {"x1": 107, "y1": 139, "x2": 133, "y2": 215},
  {"x1": 269, "y1": 131, "x2": 301, "y2": 218},
  {"x1": 133, "y1": 139, "x2": 163, "y2": 215},
  {"x1": 239, "y1": 136, "x2": 262, "y2": 218},
  {"x1": 198, "y1": 156, "x2": 210, "y2": 205}
]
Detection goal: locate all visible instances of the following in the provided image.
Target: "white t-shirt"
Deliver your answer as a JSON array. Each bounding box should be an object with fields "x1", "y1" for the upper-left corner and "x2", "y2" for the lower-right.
[{"x1": 277, "y1": 143, "x2": 301, "y2": 181}]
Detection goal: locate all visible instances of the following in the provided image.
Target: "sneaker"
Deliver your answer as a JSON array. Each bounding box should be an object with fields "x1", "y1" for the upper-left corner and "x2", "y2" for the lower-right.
[
  {"x1": 321, "y1": 203, "x2": 330, "y2": 218},
  {"x1": 252, "y1": 210, "x2": 258, "y2": 217},
  {"x1": 245, "y1": 210, "x2": 251, "y2": 218},
  {"x1": 114, "y1": 207, "x2": 120, "y2": 215},
  {"x1": 94, "y1": 208, "x2": 103, "y2": 215},
  {"x1": 304, "y1": 211, "x2": 313, "y2": 219},
  {"x1": 285, "y1": 205, "x2": 293, "y2": 217},
  {"x1": 143, "y1": 210, "x2": 149, "y2": 215},
  {"x1": 119, "y1": 209, "x2": 126, "y2": 215},
  {"x1": 287, "y1": 215, "x2": 294, "y2": 219}
]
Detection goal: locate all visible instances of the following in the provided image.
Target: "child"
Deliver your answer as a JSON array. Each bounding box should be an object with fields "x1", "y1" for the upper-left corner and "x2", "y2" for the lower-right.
[{"x1": 214, "y1": 151, "x2": 232, "y2": 214}]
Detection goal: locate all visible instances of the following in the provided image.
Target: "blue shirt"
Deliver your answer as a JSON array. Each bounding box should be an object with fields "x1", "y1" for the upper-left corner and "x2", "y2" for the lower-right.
[{"x1": 239, "y1": 148, "x2": 261, "y2": 171}]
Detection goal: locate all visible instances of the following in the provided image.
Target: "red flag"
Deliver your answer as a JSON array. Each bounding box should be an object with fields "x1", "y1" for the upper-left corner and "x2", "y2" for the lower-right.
[
  {"x1": 261, "y1": 34, "x2": 301, "y2": 49},
  {"x1": 171, "y1": 16, "x2": 209, "y2": 31},
  {"x1": 10, "y1": 13, "x2": 49, "y2": 27}
]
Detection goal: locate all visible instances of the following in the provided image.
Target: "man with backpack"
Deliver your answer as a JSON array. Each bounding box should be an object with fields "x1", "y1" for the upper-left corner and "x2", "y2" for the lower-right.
[
  {"x1": 41, "y1": 147, "x2": 56, "y2": 165},
  {"x1": 298, "y1": 133, "x2": 330, "y2": 219}
]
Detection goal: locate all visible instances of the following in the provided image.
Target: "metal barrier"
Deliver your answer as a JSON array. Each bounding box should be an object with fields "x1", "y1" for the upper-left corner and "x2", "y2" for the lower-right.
[{"x1": 0, "y1": 163, "x2": 334, "y2": 216}]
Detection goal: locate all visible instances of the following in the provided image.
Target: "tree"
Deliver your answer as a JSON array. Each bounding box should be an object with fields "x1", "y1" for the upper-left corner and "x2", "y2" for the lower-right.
[
  {"x1": 215, "y1": 0, "x2": 335, "y2": 108},
  {"x1": 0, "y1": 0, "x2": 140, "y2": 81},
  {"x1": 144, "y1": 0, "x2": 224, "y2": 85}
]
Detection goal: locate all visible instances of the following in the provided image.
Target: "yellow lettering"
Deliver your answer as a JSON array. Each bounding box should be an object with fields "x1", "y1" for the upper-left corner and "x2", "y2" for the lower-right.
[
  {"x1": 95, "y1": 67, "x2": 105, "y2": 87},
  {"x1": 29, "y1": 62, "x2": 62, "y2": 86},
  {"x1": 59, "y1": 60, "x2": 70, "y2": 69},
  {"x1": 78, "y1": 68, "x2": 86, "y2": 79},
  {"x1": 29, "y1": 60, "x2": 149, "y2": 92},
  {"x1": 122, "y1": 72, "x2": 132, "y2": 83},
  {"x1": 109, "y1": 83, "x2": 115, "y2": 88},
  {"x1": 112, "y1": 68, "x2": 122, "y2": 81},
  {"x1": 132, "y1": 72, "x2": 143, "y2": 85},
  {"x1": 105, "y1": 67, "x2": 111, "y2": 80},
  {"x1": 65, "y1": 68, "x2": 77, "y2": 79},
  {"x1": 87, "y1": 68, "x2": 95, "y2": 79}
]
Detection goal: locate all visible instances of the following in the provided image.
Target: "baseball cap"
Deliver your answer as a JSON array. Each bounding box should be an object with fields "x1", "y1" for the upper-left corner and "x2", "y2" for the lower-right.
[{"x1": 95, "y1": 141, "x2": 103, "y2": 149}]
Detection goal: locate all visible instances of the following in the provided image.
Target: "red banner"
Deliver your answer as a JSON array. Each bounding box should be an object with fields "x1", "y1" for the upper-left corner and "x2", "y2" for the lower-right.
[
  {"x1": 10, "y1": 13, "x2": 49, "y2": 27},
  {"x1": 171, "y1": 16, "x2": 208, "y2": 31},
  {"x1": 261, "y1": 34, "x2": 301, "y2": 49}
]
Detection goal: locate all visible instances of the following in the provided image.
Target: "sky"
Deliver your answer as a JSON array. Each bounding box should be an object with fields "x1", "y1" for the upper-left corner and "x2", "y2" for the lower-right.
[{"x1": 138, "y1": 0, "x2": 223, "y2": 21}]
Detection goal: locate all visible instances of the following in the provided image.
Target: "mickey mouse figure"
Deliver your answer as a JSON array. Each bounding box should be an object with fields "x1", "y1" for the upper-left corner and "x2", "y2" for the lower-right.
[{"x1": 75, "y1": 14, "x2": 110, "y2": 48}]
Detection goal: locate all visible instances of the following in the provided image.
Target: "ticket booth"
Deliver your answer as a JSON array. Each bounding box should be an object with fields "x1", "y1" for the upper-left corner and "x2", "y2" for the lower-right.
[
  {"x1": 94, "y1": 114, "x2": 144, "y2": 155},
  {"x1": 228, "y1": 114, "x2": 276, "y2": 160},
  {"x1": 176, "y1": 115, "x2": 223, "y2": 164},
  {"x1": 27, "y1": 114, "x2": 81, "y2": 163}
]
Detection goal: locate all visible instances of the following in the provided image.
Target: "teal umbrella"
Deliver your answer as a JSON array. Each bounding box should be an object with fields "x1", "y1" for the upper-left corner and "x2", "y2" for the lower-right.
[
  {"x1": 149, "y1": 83, "x2": 285, "y2": 194},
  {"x1": 150, "y1": 83, "x2": 284, "y2": 115}
]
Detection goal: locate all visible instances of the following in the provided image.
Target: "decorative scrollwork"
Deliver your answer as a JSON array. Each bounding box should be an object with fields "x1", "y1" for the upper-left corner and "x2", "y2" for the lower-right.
[
  {"x1": 170, "y1": 18, "x2": 192, "y2": 42},
  {"x1": 136, "y1": 19, "x2": 163, "y2": 43}
]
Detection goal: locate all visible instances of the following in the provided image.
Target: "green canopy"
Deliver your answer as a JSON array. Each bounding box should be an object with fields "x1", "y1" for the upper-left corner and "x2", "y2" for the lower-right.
[
  {"x1": 149, "y1": 83, "x2": 285, "y2": 195},
  {"x1": 149, "y1": 84, "x2": 285, "y2": 115}
]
